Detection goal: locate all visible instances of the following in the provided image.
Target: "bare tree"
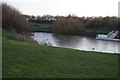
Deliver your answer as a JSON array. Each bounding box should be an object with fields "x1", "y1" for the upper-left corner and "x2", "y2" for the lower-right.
[{"x1": 2, "y1": 3, "x2": 31, "y2": 34}]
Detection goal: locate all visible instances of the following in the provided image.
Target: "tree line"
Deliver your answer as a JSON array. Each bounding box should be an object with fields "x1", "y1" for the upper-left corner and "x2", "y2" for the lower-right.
[
  {"x1": 24, "y1": 14, "x2": 119, "y2": 34},
  {"x1": 2, "y1": 3, "x2": 119, "y2": 37}
]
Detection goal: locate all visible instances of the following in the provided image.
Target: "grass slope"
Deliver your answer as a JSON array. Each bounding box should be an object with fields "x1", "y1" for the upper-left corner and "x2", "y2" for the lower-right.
[{"x1": 2, "y1": 29, "x2": 119, "y2": 78}]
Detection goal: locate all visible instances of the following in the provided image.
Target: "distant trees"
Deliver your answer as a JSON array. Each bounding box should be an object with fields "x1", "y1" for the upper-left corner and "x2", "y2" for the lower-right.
[
  {"x1": 2, "y1": 3, "x2": 31, "y2": 34},
  {"x1": 53, "y1": 15, "x2": 85, "y2": 34},
  {"x1": 52, "y1": 16, "x2": 119, "y2": 35},
  {"x1": 21, "y1": 13, "x2": 119, "y2": 36},
  {"x1": 85, "y1": 16, "x2": 118, "y2": 31},
  {"x1": 24, "y1": 14, "x2": 56, "y2": 24}
]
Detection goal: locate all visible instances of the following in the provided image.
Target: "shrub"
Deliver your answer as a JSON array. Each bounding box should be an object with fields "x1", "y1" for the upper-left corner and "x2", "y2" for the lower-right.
[
  {"x1": 53, "y1": 15, "x2": 85, "y2": 34},
  {"x1": 2, "y1": 3, "x2": 31, "y2": 34}
]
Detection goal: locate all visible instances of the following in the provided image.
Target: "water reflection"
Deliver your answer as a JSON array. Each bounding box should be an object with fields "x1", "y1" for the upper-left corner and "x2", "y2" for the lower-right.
[{"x1": 32, "y1": 32, "x2": 119, "y2": 53}]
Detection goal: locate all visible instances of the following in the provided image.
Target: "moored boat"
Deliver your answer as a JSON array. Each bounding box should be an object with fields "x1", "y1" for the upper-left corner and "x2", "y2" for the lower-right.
[{"x1": 96, "y1": 31, "x2": 120, "y2": 41}]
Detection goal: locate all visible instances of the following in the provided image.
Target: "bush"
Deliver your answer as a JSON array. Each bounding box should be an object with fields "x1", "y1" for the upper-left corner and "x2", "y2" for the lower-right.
[
  {"x1": 2, "y1": 3, "x2": 31, "y2": 34},
  {"x1": 53, "y1": 15, "x2": 85, "y2": 34}
]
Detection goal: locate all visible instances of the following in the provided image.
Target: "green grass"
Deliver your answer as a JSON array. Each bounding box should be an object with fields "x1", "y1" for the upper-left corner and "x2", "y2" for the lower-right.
[
  {"x1": 2, "y1": 29, "x2": 119, "y2": 78},
  {"x1": 32, "y1": 23, "x2": 53, "y2": 31},
  {"x1": 40, "y1": 23, "x2": 53, "y2": 28}
]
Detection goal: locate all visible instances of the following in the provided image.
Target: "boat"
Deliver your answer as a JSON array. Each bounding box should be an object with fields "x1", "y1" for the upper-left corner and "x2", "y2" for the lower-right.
[{"x1": 96, "y1": 31, "x2": 120, "y2": 41}]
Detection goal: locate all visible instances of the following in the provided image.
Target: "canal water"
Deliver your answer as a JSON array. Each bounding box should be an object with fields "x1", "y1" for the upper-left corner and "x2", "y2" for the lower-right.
[{"x1": 32, "y1": 32, "x2": 120, "y2": 53}]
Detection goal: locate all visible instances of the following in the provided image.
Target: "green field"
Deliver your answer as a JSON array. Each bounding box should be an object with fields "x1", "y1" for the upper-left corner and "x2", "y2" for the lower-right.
[{"x1": 2, "y1": 29, "x2": 119, "y2": 78}]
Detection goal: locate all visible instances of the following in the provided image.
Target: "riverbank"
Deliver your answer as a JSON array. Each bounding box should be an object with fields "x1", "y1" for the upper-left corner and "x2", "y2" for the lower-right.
[{"x1": 2, "y1": 29, "x2": 119, "y2": 78}]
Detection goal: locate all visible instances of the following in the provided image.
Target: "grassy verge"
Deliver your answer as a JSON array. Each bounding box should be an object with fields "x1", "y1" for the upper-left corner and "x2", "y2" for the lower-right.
[{"x1": 2, "y1": 29, "x2": 119, "y2": 78}]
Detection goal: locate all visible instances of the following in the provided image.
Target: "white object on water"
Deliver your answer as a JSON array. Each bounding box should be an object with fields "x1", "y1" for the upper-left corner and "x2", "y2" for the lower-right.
[{"x1": 96, "y1": 31, "x2": 120, "y2": 41}]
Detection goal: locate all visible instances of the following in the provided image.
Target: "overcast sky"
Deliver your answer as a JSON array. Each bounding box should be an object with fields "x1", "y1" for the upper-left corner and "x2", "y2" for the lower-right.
[{"x1": 2, "y1": 0, "x2": 120, "y2": 17}]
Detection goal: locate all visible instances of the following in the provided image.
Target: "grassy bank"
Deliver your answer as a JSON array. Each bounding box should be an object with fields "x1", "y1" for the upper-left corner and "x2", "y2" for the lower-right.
[{"x1": 2, "y1": 29, "x2": 119, "y2": 78}]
